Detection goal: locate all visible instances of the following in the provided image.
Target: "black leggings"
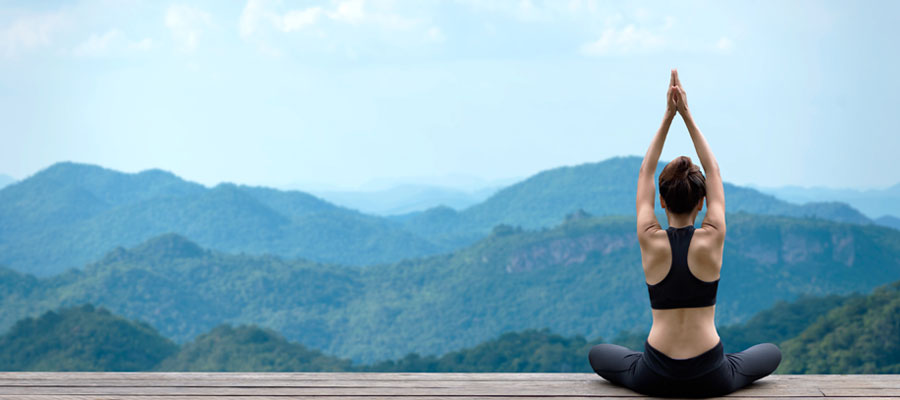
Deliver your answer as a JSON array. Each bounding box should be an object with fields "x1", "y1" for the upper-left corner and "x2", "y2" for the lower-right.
[{"x1": 588, "y1": 340, "x2": 782, "y2": 398}]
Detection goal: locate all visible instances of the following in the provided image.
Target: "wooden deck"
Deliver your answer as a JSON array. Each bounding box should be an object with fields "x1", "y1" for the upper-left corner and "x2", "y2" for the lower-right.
[{"x1": 0, "y1": 372, "x2": 897, "y2": 399}]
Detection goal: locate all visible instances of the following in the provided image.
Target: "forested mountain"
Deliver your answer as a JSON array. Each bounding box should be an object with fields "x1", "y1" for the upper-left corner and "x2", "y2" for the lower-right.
[
  {"x1": 2, "y1": 212, "x2": 897, "y2": 363},
  {"x1": 0, "y1": 305, "x2": 595, "y2": 372},
  {"x1": 0, "y1": 304, "x2": 177, "y2": 371},
  {"x1": 0, "y1": 162, "x2": 439, "y2": 276},
  {"x1": 157, "y1": 324, "x2": 353, "y2": 372},
  {"x1": 3, "y1": 283, "x2": 898, "y2": 373},
  {"x1": 718, "y1": 294, "x2": 857, "y2": 354},
  {"x1": 0, "y1": 157, "x2": 878, "y2": 276},
  {"x1": 364, "y1": 329, "x2": 599, "y2": 372},
  {"x1": 778, "y1": 281, "x2": 900, "y2": 373}
]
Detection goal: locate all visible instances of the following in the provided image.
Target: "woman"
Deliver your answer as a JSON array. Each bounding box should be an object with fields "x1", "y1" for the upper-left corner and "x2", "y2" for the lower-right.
[{"x1": 587, "y1": 69, "x2": 782, "y2": 398}]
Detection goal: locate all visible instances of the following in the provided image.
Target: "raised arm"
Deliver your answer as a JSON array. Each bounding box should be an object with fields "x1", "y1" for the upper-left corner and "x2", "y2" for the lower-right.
[
  {"x1": 672, "y1": 69, "x2": 726, "y2": 235},
  {"x1": 636, "y1": 71, "x2": 679, "y2": 238}
]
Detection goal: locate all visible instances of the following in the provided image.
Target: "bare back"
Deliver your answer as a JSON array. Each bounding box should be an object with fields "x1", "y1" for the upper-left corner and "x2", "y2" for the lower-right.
[{"x1": 640, "y1": 225, "x2": 723, "y2": 358}]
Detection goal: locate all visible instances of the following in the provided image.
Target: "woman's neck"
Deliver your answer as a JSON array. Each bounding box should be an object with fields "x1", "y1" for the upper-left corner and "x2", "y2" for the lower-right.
[{"x1": 666, "y1": 214, "x2": 696, "y2": 229}]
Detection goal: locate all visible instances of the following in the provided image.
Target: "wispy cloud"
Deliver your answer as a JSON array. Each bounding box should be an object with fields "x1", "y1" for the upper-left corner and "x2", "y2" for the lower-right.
[
  {"x1": 73, "y1": 29, "x2": 120, "y2": 56},
  {"x1": 456, "y1": 1, "x2": 730, "y2": 57},
  {"x1": 579, "y1": 23, "x2": 668, "y2": 56},
  {"x1": 238, "y1": 0, "x2": 443, "y2": 55},
  {"x1": 278, "y1": 7, "x2": 325, "y2": 32},
  {"x1": 241, "y1": 0, "x2": 428, "y2": 35},
  {"x1": 0, "y1": 12, "x2": 66, "y2": 58},
  {"x1": 72, "y1": 29, "x2": 154, "y2": 57},
  {"x1": 715, "y1": 36, "x2": 734, "y2": 53},
  {"x1": 165, "y1": 4, "x2": 213, "y2": 53}
]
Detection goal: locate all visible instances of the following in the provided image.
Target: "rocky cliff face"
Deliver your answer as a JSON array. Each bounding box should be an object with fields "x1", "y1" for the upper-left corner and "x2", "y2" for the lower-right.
[
  {"x1": 736, "y1": 228, "x2": 857, "y2": 268},
  {"x1": 505, "y1": 232, "x2": 634, "y2": 274}
]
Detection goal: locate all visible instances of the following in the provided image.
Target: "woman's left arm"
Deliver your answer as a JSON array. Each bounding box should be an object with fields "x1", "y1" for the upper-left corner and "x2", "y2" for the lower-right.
[{"x1": 637, "y1": 71, "x2": 678, "y2": 240}]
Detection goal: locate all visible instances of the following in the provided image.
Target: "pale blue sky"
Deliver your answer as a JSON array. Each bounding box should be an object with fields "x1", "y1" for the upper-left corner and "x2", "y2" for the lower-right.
[{"x1": 1, "y1": 0, "x2": 898, "y2": 190}]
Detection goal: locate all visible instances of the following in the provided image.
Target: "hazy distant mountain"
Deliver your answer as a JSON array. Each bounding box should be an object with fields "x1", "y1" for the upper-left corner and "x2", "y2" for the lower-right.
[
  {"x1": 393, "y1": 156, "x2": 874, "y2": 248},
  {"x1": 312, "y1": 184, "x2": 501, "y2": 215},
  {"x1": 0, "y1": 174, "x2": 13, "y2": 189},
  {"x1": 2, "y1": 212, "x2": 897, "y2": 363},
  {"x1": 752, "y1": 183, "x2": 900, "y2": 220},
  {"x1": 876, "y1": 215, "x2": 900, "y2": 230},
  {"x1": 0, "y1": 162, "x2": 439, "y2": 276}
]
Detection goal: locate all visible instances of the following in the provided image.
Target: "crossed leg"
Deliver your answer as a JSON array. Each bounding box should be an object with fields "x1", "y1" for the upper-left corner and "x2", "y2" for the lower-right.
[
  {"x1": 725, "y1": 343, "x2": 783, "y2": 390},
  {"x1": 587, "y1": 343, "x2": 642, "y2": 388}
]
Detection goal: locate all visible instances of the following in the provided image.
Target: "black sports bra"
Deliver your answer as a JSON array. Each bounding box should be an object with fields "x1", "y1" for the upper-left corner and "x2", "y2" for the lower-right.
[{"x1": 646, "y1": 225, "x2": 719, "y2": 309}]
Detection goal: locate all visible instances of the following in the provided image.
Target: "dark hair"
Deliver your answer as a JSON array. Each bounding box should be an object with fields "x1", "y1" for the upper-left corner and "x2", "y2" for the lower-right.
[{"x1": 658, "y1": 156, "x2": 706, "y2": 214}]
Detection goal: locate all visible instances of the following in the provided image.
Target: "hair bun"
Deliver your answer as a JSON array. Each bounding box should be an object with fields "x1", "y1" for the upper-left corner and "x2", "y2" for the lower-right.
[
  {"x1": 674, "y1": 156, "x2": 693, "y2": 179},
  {"x1": 658, "y1": 155, "x2": 706, "y2": 215}
]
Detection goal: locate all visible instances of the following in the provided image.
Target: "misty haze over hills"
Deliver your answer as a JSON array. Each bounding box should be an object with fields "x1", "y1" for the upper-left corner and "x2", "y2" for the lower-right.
[
  {"x1": 751, "y1": 183, "x2": 900, "y2": 221},
  {"x1": 309, "y1": 184, "x2": 503, "y2": 216},
  {"x1": 278, "y1": 173, "x2": 520, "y2": 216},
  {"x1": 0, "y1": 174, "x2": 14, "y2": 190}
]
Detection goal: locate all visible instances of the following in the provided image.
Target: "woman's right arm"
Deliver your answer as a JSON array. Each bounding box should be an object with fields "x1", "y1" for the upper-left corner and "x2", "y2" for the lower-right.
[{"x1": 673, "y1": 70, "x2": 726, "y2": 235}]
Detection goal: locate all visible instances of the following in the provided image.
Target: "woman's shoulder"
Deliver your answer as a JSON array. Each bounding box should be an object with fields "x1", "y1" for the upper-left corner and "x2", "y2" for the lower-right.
[
  {"x1": 637, "y1": 225, "x2": 670, "y2": 252},
  {"x1": 692, "y1": 225, "x2": 725, "y2": 251},
  {"x1": 688, "y1": 226, "x2": 725, "y2": 271}
]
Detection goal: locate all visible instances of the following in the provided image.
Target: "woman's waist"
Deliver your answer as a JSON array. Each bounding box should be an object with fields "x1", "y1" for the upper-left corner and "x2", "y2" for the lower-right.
[
  {"x1": 642, "y1": 337, "x2": 725, "y2": 380},
  {"x1": 650, "y1": 305, "x2": 716, "y2": 325},
  {"x1": 647, "y1": 311, "x2": 720, "y2": 359}
]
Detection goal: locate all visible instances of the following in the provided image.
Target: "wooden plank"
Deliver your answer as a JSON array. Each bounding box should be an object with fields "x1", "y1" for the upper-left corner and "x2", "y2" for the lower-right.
[
  {"x1": 0, "y1": 372, "x2": 594, "y2": 380},
  {"x1": 0, "y1": 373, "x2": 895, "y2": 399},
  {"x1": 0, "y1": 378, "x2": 818, "y2": 395},
  {"x1": 0, "y1": 376, "x2": 875, "y2": 386},
  {"x1": 0, "y1": 375, "x2": 895, "y2": 389},
  {"x1": 0, "y1": 384, "x2": 825, "y2": 397},
  {"x1": 1, "y1": 379, "x2": 614, "y2": 388},
  {"x1": 822, "y1": 387, "x2": 900, "y2": 397},
  {"x1": 0, "y1": 372, "x2": 895, "y2": 383}
]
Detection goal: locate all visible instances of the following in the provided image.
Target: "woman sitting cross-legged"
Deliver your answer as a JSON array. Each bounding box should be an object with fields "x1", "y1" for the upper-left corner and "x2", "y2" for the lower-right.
[{"x1": 587, "y1": 69, "x2": 782, "y2": 398}]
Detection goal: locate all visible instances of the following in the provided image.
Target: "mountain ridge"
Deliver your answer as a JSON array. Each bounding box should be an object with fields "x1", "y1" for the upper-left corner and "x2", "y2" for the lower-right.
[{"x1": 0, "y1": 158, "x2": 880, "y2": 276}]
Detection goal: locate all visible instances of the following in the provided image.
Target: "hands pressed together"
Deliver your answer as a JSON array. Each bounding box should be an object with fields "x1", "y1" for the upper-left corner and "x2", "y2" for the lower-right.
[{"x1": 665, "y1": 68, "x2": 689, "y2": 118}]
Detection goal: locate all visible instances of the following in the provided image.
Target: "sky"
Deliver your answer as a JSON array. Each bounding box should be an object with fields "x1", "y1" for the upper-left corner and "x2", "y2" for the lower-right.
[{"x1": 1, "y1": 0, "x2": 898, "y2": 191}]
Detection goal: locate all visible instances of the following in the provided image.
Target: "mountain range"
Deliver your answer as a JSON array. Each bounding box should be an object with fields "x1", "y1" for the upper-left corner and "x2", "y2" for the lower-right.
[
  {"x1": 2, "y1": 211, "x2": 898, "y2": 363},
  {"x1": 0, "y1": 156, "x2": 885, "y2": 276}
]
